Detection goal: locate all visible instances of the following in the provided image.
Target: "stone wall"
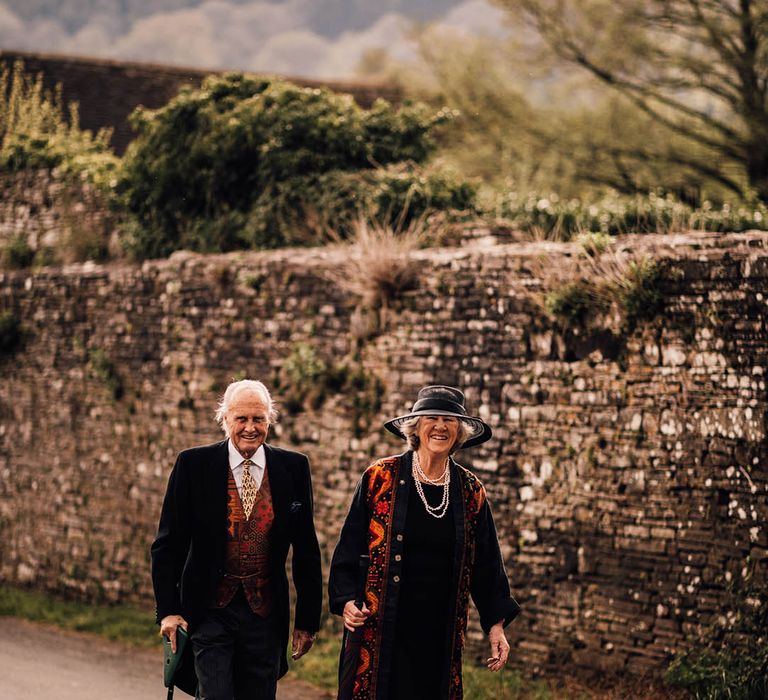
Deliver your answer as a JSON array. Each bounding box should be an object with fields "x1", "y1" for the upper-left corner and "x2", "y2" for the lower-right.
[
  {"x1": 1, "y1": 232, "x2": 767, "y2": 677},
  {"x1": 0, "y1": 170, "x2": 119, "y2": 262}
]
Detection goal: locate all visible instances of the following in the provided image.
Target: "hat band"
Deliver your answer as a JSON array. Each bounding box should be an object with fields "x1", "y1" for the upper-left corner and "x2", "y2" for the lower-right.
[{"x1": 411, "y1": 397, "x2": 468, "y2": 416}]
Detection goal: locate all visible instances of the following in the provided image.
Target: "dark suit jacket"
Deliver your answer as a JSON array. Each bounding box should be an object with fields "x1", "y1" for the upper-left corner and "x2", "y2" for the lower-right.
[{"x1": 150, "y1": 440, "x2": 323, "y2": 681}]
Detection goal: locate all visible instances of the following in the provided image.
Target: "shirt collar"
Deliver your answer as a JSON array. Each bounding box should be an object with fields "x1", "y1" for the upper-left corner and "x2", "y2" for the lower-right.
[{"x1": 227, "y1": 440, "x2": 266, "y2": 470}]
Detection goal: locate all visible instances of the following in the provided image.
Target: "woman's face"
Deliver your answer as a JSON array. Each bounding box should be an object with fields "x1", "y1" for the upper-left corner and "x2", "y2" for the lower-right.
[{"x1": 417, "y1": 415, "x2": 459, "y2": 456}]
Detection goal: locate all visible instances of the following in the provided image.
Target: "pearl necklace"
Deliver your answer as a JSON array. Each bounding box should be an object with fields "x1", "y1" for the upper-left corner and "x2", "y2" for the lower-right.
[{"x1": 412, "y1": 451, "x2": 450, "y2": 519}]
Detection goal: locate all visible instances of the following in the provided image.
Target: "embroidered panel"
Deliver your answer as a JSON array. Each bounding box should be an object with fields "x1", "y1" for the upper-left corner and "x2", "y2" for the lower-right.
[
  {"x1": 353, "y1": 457, "x2": 398, "y2": 698},
  {"x1": 352, "y1": 457, "x2": 486, "y2": 699},
  {"x1": 448, "y1": 468, "x2": 486, "y2": 699}
]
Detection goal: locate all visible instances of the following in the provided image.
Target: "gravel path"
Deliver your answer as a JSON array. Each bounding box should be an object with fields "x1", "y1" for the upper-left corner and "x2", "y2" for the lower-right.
[{"x1": 0, "y1": 617, "x2": 331, "y2": 700}]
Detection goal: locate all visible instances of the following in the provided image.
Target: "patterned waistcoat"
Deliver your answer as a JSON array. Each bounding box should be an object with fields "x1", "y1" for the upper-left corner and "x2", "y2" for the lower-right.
[{"x1": 214, "y1": 466, "x2": 274, "y2": 616}]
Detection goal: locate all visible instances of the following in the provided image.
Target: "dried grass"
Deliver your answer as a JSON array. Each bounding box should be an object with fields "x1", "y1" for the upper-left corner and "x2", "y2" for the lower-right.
[
  {"x1": 325, "y1": 218, "x2": 423, "y2": 323},
  {"x1": 530, "y1": 239, "x2": 664, "y2": 331}
]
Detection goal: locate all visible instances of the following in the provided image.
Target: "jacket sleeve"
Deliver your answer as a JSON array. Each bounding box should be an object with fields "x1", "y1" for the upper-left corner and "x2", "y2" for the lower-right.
[
  {"x1": 470, "y1": 493, "x2": 521, "y2": 634},
  {"x1": 150, "y1": 453, "x2": 191, "y2": 623},
  {"x1": 290, "y1": 455, "x2": 323, "y2": 634},
  {"x1": 328, "y1": 472, "x2": 370, "y2": 616}
]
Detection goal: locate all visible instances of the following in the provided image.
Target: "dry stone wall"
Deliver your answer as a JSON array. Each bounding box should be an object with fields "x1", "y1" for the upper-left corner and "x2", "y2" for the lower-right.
[
  {"x1": 0, "y1": 170, "x2": 119, "y2": 262},
  {"x1": 1, "y1": 232, "x2": 767, "y2": 677}
]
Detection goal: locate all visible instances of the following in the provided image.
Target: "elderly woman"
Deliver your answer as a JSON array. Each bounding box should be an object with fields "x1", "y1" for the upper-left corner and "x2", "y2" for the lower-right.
[{"x1": 329, "y1": 385, "x2": 520, "y2": 700}]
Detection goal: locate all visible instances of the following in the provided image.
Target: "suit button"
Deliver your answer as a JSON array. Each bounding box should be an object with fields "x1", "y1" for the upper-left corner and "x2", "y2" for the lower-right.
[
  {"x1": 393, "y1": 575, "x2": 400, "y2": 583},
  {"x1": 396, "y1": 534, "x2": 403, "y2": 542},
  {"x1": 395, "y1": 555, "x2": 401, "y2": 562}
]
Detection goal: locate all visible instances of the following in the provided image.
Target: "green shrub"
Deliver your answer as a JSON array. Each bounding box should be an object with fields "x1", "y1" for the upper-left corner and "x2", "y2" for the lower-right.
[
  {"x1": 88, "y1": 348, "x2": 124, "y2": 401},
  {"x1": 278, "y1": 342, "x2": 384, "y2": 425},
  {"x1": 615, "y1": 258, "x2": 665, "y2": 330},
  {"x1": 0, "y1": 311, "x2": 21, "y2": 354},
  {"x1": 1, "y1": 234, "x2": 35, "y2": 269},
  {"x1": 576, "y1": 231, "x2": 613, "y2": 257},
  {"x1": 118, "y1": 73, "x2": 473, "y2": 259},
  {"x1": 1, "y1": 224, "x2": 108, "y2": 271},
  {"x1": 665, "y1": 574, "x2": 768, "y2": 699},
  {"x1": 666, "y1": 649, "x2": 768, "y2": 700},
  {"x1": 0, "y1": 60, "x2": 118, "y2": 188},
  {"x1": 492, "y1": 190, "x2": 768, "y2": 239},
  {"x1": 544, "y1": 282, "x2": 598, "y2": 326},
  {"x1": 689, "y1": 199, "x2": 768, "y2": 232},
  {"x1": 280, "y1": 342, "x2": 329, "y2": 410},
  {"x1": 370, "y1": 165, "x2": 475, "y2": 225},
  {"x1": 542, "y1": 253, "x2": 666, "y2": 332}
]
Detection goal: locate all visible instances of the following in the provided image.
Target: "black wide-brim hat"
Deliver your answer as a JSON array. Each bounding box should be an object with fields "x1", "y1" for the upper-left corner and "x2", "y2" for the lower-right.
[{"x1": 384, "y1": 385, "x2": 492, "y2": 449}]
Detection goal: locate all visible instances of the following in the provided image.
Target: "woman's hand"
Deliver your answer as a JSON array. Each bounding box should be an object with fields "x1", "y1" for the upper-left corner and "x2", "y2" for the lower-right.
[
  {"x1": 486, "y1": 621, "x2": 509, "y2": 672},
  {"x1": 160, "y1": 614, "x2": 189, "y2": 654},
  {"x1": 342, "y1": 600, "x2": 370, "y2": 632}
]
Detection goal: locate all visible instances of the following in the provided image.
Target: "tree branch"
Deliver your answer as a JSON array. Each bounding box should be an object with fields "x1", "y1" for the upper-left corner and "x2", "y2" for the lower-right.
[
  {"x1": 563, "y1": 39, "x2": 745, "y2": 153},
  {"x1": 684, "y1": 0, "x2": 742, "y2": 60},
  {"x1": 583, "y1": 142, "x2": 745, "y2": 196}
]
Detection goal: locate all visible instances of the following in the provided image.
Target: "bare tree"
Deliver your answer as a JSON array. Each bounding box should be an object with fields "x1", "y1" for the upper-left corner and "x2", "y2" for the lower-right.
[{"x1": 494, "y1": 0, "x2": 768, "y2": 200}]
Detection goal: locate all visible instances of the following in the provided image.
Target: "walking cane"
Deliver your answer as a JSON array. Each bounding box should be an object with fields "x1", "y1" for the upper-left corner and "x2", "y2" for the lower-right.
[
  {"x1": 163, "y1": 626, "x2": 194, "y2": 699},
  {"x1": 337, "y1": 554, "x2": 370, "y2": 700}
]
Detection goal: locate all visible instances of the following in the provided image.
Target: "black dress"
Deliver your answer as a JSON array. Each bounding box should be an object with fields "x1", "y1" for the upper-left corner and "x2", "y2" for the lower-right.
[{"x1": 389, "y1": 479, "x2": 456, "y2": 700}]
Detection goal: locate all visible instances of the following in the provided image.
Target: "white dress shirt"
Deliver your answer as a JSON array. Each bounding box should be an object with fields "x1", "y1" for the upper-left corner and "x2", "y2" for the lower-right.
[{"x1": 228, "y1": 440, "x2": 266, "y2": 496}]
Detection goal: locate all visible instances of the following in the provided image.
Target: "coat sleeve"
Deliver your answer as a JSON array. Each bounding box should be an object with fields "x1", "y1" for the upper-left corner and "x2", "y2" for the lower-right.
[
  {"x1": 150, "y1": 453, "x2": 192, "y2": 623},
  {"x1": 328, "y1": 472, "x2": 370, "y2": 616},
  {"x1": 290, "y1": 455, "x2": 323, "y2": 634},
  {"x1": 470, "y1": 493, "x2": 520, "y2": 634}
]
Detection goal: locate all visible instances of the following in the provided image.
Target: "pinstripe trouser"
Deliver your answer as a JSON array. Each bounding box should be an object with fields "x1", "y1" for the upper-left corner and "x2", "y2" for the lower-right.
[{"x1": 192, "y1": 589, "x2": 281, "y2": 700}]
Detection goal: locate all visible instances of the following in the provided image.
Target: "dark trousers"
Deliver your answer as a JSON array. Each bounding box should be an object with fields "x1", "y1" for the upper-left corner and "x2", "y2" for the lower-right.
[{"x1": 192, "y1": 590, "x2": 281, "y2": 700}]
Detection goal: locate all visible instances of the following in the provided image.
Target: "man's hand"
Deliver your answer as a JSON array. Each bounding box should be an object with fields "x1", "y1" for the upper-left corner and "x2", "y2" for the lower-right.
[
  {"x1": 342, "y1": 600, "x2": 370, "y2": 633},
  {"x1": 291, "y1": 629, "x2": 315, "y2": 660},
  {"x1": 160, "y1": 614, "x2": 189, "y2": 654},
  {"x1": 486, "y1": 621, "x2": 509, "y2": 672}
]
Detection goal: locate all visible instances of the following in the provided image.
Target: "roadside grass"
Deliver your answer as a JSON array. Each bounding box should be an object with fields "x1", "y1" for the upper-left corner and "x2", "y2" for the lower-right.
[
  {"x1": 0, "y1": 585, "x2": 681, "y2": 699},
  {"x1": 291, "y1": 617, "x2": 556, "y2": 699},
  {"x1": 0, "y1": 584, "x2": 159, "y2": 648},
  {"x1": 463, "y1": 663, "x2": 554, "y2": 699},
  {"x1": 289, "y1": 625, "x2": 342, "y2": 690}
]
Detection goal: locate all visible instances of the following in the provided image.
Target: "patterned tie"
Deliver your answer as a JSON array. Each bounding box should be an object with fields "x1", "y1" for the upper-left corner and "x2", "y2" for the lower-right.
[{"x1": 241, "y1": 459, "x2": 257, "y2": 519}]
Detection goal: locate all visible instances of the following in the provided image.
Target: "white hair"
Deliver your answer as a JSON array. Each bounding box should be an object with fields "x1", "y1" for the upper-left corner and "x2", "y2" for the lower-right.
[
  {"x1": 215, "y1": 379, "x2": 278, "y2": 436},
  {"x1": 400, "y1": 415, "x2": 471, "y2": 454}
]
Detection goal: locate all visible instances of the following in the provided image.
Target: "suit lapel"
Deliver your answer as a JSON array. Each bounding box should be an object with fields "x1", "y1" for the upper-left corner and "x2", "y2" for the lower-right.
[
  {"x1": 211, "y1": 440, "x2": 231, "y2": 528},
  {"x1": 264, "y1": 444, "x2": 290, "y2": 535}
]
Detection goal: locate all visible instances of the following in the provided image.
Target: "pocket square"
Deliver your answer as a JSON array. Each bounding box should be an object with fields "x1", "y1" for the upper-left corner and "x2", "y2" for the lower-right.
[{"x1": 289, "y1": 500, "x2": 303, "y2": 514}]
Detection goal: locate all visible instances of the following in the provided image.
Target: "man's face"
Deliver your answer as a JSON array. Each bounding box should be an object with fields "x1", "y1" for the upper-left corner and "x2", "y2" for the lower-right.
[{"x1": 225, "y1": 392, "x2": 270, "y2": 458}]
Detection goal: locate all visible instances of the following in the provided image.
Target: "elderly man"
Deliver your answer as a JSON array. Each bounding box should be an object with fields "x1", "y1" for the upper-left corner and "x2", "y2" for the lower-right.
[{"x1": 151, "y1": 379, "x2": 322, "y2": 699}]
